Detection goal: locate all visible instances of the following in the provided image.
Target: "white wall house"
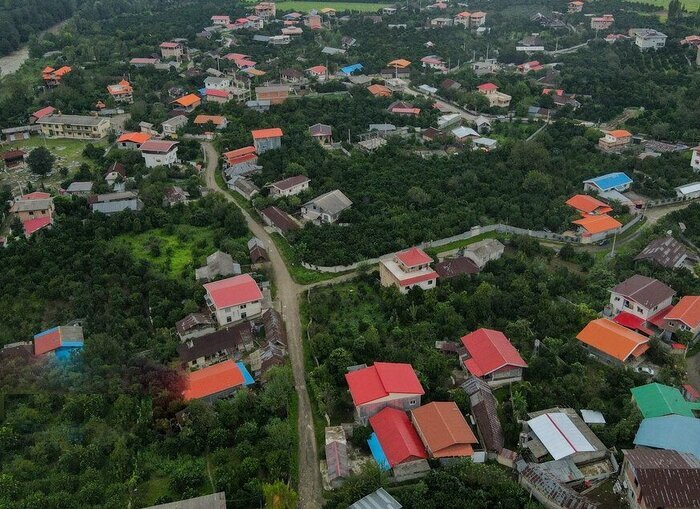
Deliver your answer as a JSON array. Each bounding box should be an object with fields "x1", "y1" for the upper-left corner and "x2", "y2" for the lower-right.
[
  {"x1": 691, "y1": 147, "x2": 700, "y2": 171},
  {"x1": 204, "y1": 274, "x2": 263, "y2": 326},
  {"x1": 140, "y1": 140, "x2": 179, "y2": 168}
]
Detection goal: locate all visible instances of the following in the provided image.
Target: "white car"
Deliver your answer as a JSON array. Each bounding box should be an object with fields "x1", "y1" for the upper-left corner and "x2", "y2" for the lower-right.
[{"x1": 634, "y1": 366, "x2": 656, "y2": 376}]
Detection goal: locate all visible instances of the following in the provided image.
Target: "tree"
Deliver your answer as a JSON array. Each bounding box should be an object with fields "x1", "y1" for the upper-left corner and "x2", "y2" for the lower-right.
[
  {"x1": 26, "y1": 147, "x2": 55, "y2": 176},
  {"x1": 263, "y1": 481, "x2": 298, "y2": 509}
]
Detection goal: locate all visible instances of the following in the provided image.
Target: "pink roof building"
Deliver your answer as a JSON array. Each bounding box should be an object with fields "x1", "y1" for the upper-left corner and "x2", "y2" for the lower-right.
[
  {"x1": 460, "y1": 328, "x2": 527, "y2": 386},
  {"x1": 204, "y1": 274, "x2": 263, "y2": 326}
]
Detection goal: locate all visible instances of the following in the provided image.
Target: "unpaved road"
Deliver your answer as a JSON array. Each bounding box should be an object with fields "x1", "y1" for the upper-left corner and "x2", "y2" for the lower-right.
[{"x1": 202, "y1": 142, "x2": 323, "y2": 508}]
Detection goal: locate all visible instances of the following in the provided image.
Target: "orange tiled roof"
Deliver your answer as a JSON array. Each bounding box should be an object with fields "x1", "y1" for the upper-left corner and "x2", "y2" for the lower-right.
[
  {"x1": 307, "y1": 65, "x2": 327, "y2": 74},
  {"x1": 251, "y1": 128, "x2": 283, "y2": 139},
  {"x1": 182, "y1": 360, "x2": 245, "y2": 400},
  {"x1": 367, "y1": 84, "x2": 392, "y2": 97},
  {"x1": 665, "y1": 296, "x2": 700, "y2": 329},
  {"x1": 565, "y1": 194, "x2": 613, "y2": 215},
  {"x1": 173, "y1": 93, "x2": 201, "y2": 107},
  {"x1": 576, "y1": 318, "x2": 650, "y2": 361},
  {"x1": 194, "y1": 115, "x2": 226, "y2": 125},
  {"x1": 572, "y1": 214, "x2": 622, "y2": 234},
  {"x1": 609, "y1": 129, "x2": 632, "y2": 138},
  {"x1": 388, "y1": 59, "x2": 411, "y2": 68},
  {"x1": 117, "y1": 132, "x2": 152, "y2": 144}
]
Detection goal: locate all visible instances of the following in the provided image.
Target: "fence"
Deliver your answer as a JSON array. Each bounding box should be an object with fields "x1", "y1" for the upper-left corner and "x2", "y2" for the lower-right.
[{"x1": 645, "y1": 195, "x2": 699, "y2": 209}]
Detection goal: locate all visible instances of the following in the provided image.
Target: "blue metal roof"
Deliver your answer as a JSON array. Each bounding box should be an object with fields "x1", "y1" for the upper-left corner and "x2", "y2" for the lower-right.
[
  {"x1": 341, "y1": 63, "x2": 363, "y2": 74},
  {"x1": 367, "y1": 432, "x2": 390, "y2": 471},
  {"x1": 584, "y1": 172, "x2": 632, "y2": 191},
  {"x1": 236, "y1": 362, "x2": 255, "y2": 386},
  {"x1": 634, "y1": 415, "x2": 700, "y2": 459}
]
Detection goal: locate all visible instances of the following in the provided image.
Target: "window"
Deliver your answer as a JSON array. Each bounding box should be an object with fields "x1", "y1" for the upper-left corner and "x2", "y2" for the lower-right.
[
  {"x1": 226, "y1": 316, "x2": 232, "y2": 323},
  {"x1": 408, "y1": 399, "x2": 417, "y2": 406},
  {"x1": 637, "y1": 306, "x2": 643, "y2": 313},
  {"x1": 241, "y1": 312, "x2": 247, "y2": 319},
  {"x1": 427, "y1": 280, "x2": 433, "y2": 285}
]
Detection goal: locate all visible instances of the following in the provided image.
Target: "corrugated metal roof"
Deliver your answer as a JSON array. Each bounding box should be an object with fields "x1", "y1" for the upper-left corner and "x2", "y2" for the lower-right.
[
  {"x1": 349, "y1": 488, "x2": 402, "y2": 509},
  {"x1": 527, "y1": 413, "x2": 595, "y2": 460},
  {"x1": 633, "y1": 415, "x2": 700, "y2": 458}
]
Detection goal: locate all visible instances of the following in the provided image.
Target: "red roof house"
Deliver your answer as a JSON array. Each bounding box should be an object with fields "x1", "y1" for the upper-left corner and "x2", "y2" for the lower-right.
[
  {"x1": 565, "y1": 194, "x2": 613, "y2": 216},
  {"x1": 369, "y1": 407, "x2": 428, "y2": 467},
  {"x1": 664, "y1": 296, "x2": 700, "y2": 337},
  {"x1": 380, "y1": 247, "x2": 438, "y2": 293},
  {"x1": 345, "y1": 362, "x2": 424, "y2": 423},
  {"x1": 460, "y1": 328, "x2": 527, "y2": 385},
  {"x1": 203, "y1": 274, "x2": 264, "y2": 326}
]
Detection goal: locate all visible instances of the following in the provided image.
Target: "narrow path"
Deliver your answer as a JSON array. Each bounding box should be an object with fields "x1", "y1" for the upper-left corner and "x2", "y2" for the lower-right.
[{"x1": 201, "y1": 142, "x2": 323, "y2": 508}]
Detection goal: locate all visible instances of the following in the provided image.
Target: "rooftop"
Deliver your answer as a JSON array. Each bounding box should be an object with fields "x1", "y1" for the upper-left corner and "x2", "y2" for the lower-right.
[
  {"x1": 37, "y1": 114, "x2": 106, "y2": 127},
  {"x1": 665, "y1": 296, "x2": 700, "y2": 329},
  {"x1": 576, "y1": 318, "x2": 650, "y2": 362},
  {"x1": 252, "y1": 127, "x2": 283, "y2": 139},
  {"x1": 271, "y1": 175, "x2": 310, "y2": 191},
  {"x1": 460, "y1": 328, "x2": 527, "y2": 377},
  {"x1": 411, "y1": 401, "x2": 477, "y2": 458},
  {"x1": 633, "y1": 415, "x2": 700, "y2": 459},
  {"x1": 369, "y1": 407, "x2": 427, "y2": 467},
  {"x1": 631, "y1": 382, "x2": 700, "y2": 418},
  {"x1": 634, "y1": 236, "x2": 697, "y2": 269},
  {"x1": 203, "y1": 274, "x2": 263, "y2": 309},
  {"x1": 345, "y1": 362, "x2": 424, "y2": 406},
  {"x1": 304, "y1": 189, "x2": 352, "y2": 216},
  {"x1": 583, "y1": 172, "x2": 632, "y2": 191},
  {"x1": 572, "y1": 214, "x2": 622, "y2": 234},
  {"x1": 611, "y1": 274, "x2": 675, "y2": 309},
  {"x1": 182, "y1": 360, "x2": 253, "y2": 400}
]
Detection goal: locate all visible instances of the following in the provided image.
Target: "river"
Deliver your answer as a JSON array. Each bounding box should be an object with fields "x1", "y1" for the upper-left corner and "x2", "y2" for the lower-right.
[{"x1": 0, "y1": 21, "x2": 68, "y2": 78}]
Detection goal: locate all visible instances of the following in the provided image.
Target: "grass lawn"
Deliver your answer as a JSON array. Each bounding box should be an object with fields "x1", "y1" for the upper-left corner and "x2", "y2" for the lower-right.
[
  {"x1": 426, "y1": 231, "x2": 506, "y2": 256},
  {"x1": 628, "y1": 0, "x2": 700, "y2": 10},
  {"x1": 274, "y1": 1, "x2": 389, "y2": 12},
  {"x1": 114, "y1": 226, "x2": 216, "y2": 278},
  {"x1": 2, "y1": 136, "x2": 105, "y2": 172}
]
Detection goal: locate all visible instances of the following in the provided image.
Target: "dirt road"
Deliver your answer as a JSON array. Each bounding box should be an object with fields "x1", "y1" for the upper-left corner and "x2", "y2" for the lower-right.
[{"x1": 202, "y1": 142, "x2": 323, "y2": 508}]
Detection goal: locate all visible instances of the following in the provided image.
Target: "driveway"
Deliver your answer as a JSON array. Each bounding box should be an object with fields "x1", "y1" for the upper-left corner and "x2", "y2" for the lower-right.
[{"x1": 201, "y1": 142, "x2": 323, "y2": 508}]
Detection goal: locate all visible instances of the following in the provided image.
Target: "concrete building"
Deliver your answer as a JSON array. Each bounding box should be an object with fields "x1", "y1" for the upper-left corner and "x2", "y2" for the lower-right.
[
  {"x1": 37, "y1": 114, "x2": 111, "y2": 139},
  {"x1": 251, "y1": 128, "x2": 283, "y2": 153},
  {"x1": 268, "y1": 175, "x2": 310, "y2": 198},
  {"x1": 161, "y1": 115, "x2": 188, "y2": 137},
  {"x1": 301, "y1": 189, "x2": 352, "y2": 224},
  {"x1": 204, "y1": 274, "x2": 263, "y2": 326},
  {"x1": 89, "y1": 191, "x2": 143, "y2": 215},
  {"x1": 140, "y1": 140, "x2": 179, "y2": 168},
  {"x1": 675, "y1": 181, "x2": 700, "y2": 199},
  {"x1": 630, "y1": 28, "x2": 667, "y2": 49},
  {"x1": 476, "y1": 83, "x2": 511, "y2": 108}
]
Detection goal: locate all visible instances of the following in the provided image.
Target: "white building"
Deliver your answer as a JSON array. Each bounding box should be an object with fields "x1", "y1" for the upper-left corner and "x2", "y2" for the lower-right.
[
  {"x1": 691, "y1": 146, "x2": 700, "y2": 171},
  {"x1": 140, "y1": 140, "x2": 179, "y2": 168},
  {"x1": 610, "y1": 274, "x2": 675, "y2": 322},
  {"x1": 161, "y1": 115, "x2": 188, "y2": 137},
  {"x1": 630, "y1": 29, "x2": 667, "y2": 49},
  {"x1": 269, "y1": 175, "x2": 310, "y2": 198},
  {"x1": 379, "y1": 247, "x2": 438, "y2": 293},
  {"x1": 676, "y1": 182, "x2": 700, "y2": 199},
  {"x1": 204, "y1": 274, "x2": 263, "y2": 326},
  {"x1": 204, "y1": 76, "x2": 232, "y2": 90},
  {"x1": 301, "y1": 190, "x2": 352, "y2": 224}
]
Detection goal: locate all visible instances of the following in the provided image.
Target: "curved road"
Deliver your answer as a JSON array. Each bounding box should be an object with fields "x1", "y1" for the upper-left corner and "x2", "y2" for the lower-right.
[{"x1": 201, "y1": 142, "x2": 323, "y2": 509}]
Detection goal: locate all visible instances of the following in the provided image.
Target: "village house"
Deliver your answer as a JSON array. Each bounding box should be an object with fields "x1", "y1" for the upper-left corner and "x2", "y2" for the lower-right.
[
  {"x1": 161, "y1": 115, "x2": 188, "y2": 137},
  {"x1": 89, "y1": 191, "x2": 143, "y2": 215},
  {"x1": 568, "y1": 1, "x2": 583, "y2": 13},
  {"x1": 230, "y1": 177, "x2": 260, "y2": 200},
  {"x1": 194, "y1": 115, "x2": 228, "y2": 130},
  {"x1": 591, "y1": 15, "x2": 614, "y2": 30},
  {"x1": 576, "y1": 318, "x2": 650, "y2": 366},
  {"x1": 692, "y1": 146, "x2": 700, "y2": 171},
  {"x1": 160, "y1": 41, "x2": 184, "y2": 61},
  {"x1": 250, "y1": 128, "x2": 282, "y2": 154},
  {"x1": 470, "y1": 11, "x2": 487, "y2": 26},
  {"x1": 172, "y1": 93, "x2": 201, "y2": 113},
  {"x1": 211, "y1": 14, "x2": 230, "y2": 25},
  {"x1": 542, "y1": 88, "x2": 581, "y2": 109},
  {"x1": 104, "y1": 161, "x2": 126, "y2": 189},
  {"x1": 37, "y1": 114, "x2": 111, "y2": 139},
  {"x1": 345, "y1": 362, "x2": 425, "y2": 424},
  {"x1": 254, "y1": 2, "x2": 276, "y2": 18},
  {"x1": 33, "y1": 324, "x2": 84, "y2": 359},
  {"x1": 609, "y1": 274, "x2": 675, "y2": 333},
  {"x1": 451, "y1": 126, "x2": 479, "y2": 142},
  {"x1": 259, "y1": 206, "x2": 300, "y2": 236},
  {"x1": 195, "y1": 251, "x2": 240, "y2": 282},
  {"x1": 620, "y1": 449, "x2": 700, "y2": 509},
  {"x1": 630, "y1": 28, "x2": 667, "y2": 49},
  {"x1": 663, "y1": 296, "x2": 700, "y2": 338},
  {"x1": 566, "y1": 194, "x2": 613, "y2": 216},
  {"x1": 202, "y1": 89, "x2": 232, "y2": 104},
  {"x1": 65, "y1": 181, "x2": 94, "y2": 197},
  {"x1": 42, "y1": 66, "x2": 71, "y2": 87},
  {"x1": 460, "y1": 328, "x2": 527, "y2": 386},
  {"x1": 204, "y1": 273, "x2": 263, "y2": 326},
  {"x1": 634, "y1": 236, "x2": 698, "y2": 271},
  {"x1": 177, "y1": 321, "x2": 254, "y2": 370},
  {"x1": 476, "y1": 83, "x2": 511, "y2": 108},
  {"x1": 459, "y1": 239, "x2": 505, "y2": 269},
  {"x1": 368, "y1": 407, "x2": 430, "y2": 479},
  {"x1": 349, "y1": 489, "x2": 402, "y2": 509},
  {"x1": 434, "y1": 257, "x2": 480, "y2": 279},
  {"x1": 411, "y1": 401, "x2": 478, "y2": 458},
  {"x1": 306, "y1": 65, "x2": 327, "y2": 81},
  {"x1": 176, "y1": 313, "x2": 216, "y2": 342},
  {"x1": 30, "y1": 106, "x2": 56, "y2": 124},
  {"x1": 517, "y1": 60, "x2": 544, "y2": 73},
  {"x1": 517, "y1": 34, "x2": 545, "y2": 52},
  {"x1": 222, "y1": 146, "x2": 260, "y2": 176},
  {"x1": 107, "y1": 79, "x2": 133, "y2": 103},
  {"x1": 1, "y1": 150, "x2": 27, "y2": 169},
  {"x1": 324, "y1": 426, "x2": 350, "y2": 489},
  {"x1": 280, "y1": 68, "x2": 305, "y2": 84},
  {"x1": 367, "y1": 84, "x2": 392, "y2": 98},
  {"x1": 430, "y1": 17, "x2": 453, "y2": 28},
  {"x1": 140, "y1": 140, "x2": 179, "y2": 168},
  {"x1": 182, "y1": 359, "x2": 254, "y2": 402},
  {"x1": 2, "y1": 126, "x2": 39, "y2": 142},
  {"x1": 675, "y1": 182, "x2": 700, "y2": 199},
  {"x1": 301, "y1": 189, "x2": 352, "y2": 224},
  {"x1": 583, "y1": 172, "x2": 633, "y2": 197},
  {"x1": 309, "y1": 123, "x2": 332, "y2": 144},
  {"x1": 9, "y1": 192, "x2": 55, "y2": 237},
  {"x1": 631, "y1": 382, "x2": 700, "y2": 418},
  {"x1": 248, "y1": 236, "x2": 269, "y2": 264},
  {"x1": 163, "y1": 186, "x2": 190, "y2": 207},
  {"x1": 572, "y1": 214, "x2": 622, "y2": 243},
  {"x1": 281, "y1": 26, "x2": 303, "y2": 36},
  {"x1": 388, "y1": 101, "x2": 421, "y2": 117},
  {"x1": 379, "y1": 247, "x2": 438, "y2": 293},
  {"x1": 598, "y1": 129, "x2": 632, "y2": 152},
  {"x1": 204, "y1": 76, "x2": 231, "y2": 90},
  {"x1": 255, "y1": 85, "x2": 290, "y2": 105},
  {"x1": 117, "y1": 132, "x2": 151, "y2": 149},
  {"x1": 129, "y1": 57, "x2": 160, "y2": 67},
  {"x1": 269, "y1": 175, "x2": 310, "y2": 198},
  {"x1": 633, "y1": 415, "x2": 700, "y2": 460},
  {"x1": 454, "y1": 11, "x2": 471, "y2": 28}
]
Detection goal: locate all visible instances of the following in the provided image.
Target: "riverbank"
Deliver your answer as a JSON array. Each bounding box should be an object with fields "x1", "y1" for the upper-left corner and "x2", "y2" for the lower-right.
[{"x1": 0, "y1": 21, "x2": 67, "y2": 78}]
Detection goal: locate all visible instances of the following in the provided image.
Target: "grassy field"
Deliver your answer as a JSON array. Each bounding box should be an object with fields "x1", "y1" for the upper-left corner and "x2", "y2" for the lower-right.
[
  {"x1": 114, "y1": 226, "x2": 216, "y2": 278},
  {"x1": 274, "y1": 1, "x2": 389, "y2": 12},
  {"x1": 270, "y1": 232, "x2": 348, "y2": 285},
  {"x1": 628, "y1": 0, "x2": 700, "y2": 10}
]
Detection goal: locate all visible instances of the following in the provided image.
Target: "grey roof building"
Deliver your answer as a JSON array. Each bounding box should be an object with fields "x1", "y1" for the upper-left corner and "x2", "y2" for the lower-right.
[
  {"x1": 89, "y1": 191, "x2": 143, "y2": 215},
  {"x1": 301, "y1": 189, "x2": 352, "y2": 224},
  {"x1": 349, "y1": 488, "x2": 402, "y2": 509},
  {"x1": 195, "y1": 251, "x2": 241, "y2": 282},
  {"x1": 460, "y1": 239, "x2": 505, "y2": 269},
  {"x1": 65, "y1": 181, "x2": 94, "y2": 195},
  {"x1": 635, "y1": 236, "x2": 698, "y2": 269},
  {"x1": 143, "y1": 492, "x2": 227, "y2": 509}
]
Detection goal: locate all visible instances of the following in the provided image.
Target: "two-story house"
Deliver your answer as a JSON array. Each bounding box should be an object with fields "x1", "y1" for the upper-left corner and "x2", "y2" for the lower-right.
[
  {"x1": 598, "y1": 129, "x2": 632, "y2": 152},
  {"x1": 692, "y1": 146, "x2": 700, "y2": 171},
  {"x1": 140, "y1": 140, "x2": 179, "y2": 168},
  {"x1": 204, "y1": 274, "x2": 263, "y2": 326},
  {"x1": 459, "y1": 328, "x2": 527, "y2": 387},
  {"x1": 610, "y1": 275, "x2": 676, "y2": 334},
  {"x1": 630, "y1": 28, "x2": 667, "y2": 49},
  {"x1": 255, "y1": 85, "x2": 290, "y2": 105},
  {"x1": 9, "y1": 192, "x2": 55, "y2": 236},
  {"x1": 379, "y1": 247, "x2": 439, "y2": 293},
  {"x1": 252, "y1": 128, "x2": 283, "y2": 153},
  {"x1": 663, "y1": 296, "x2": 700, "y2": 339},
  {"x1": 37, "y1": 114, "x2": 111, "y2": 140},
  {"x1": 345, "y1": 362, "x2": 425, "y2": 424},
  {"x1": 476, "y1": 83, "x2": 511, "y2": 108},
  {"x1": 107, "y1": 79, "x2": 134, "y2": 103},
  {"x1": 268, "y1": 175, "x2": 310, "y2": 198},
  {"x1": 160, "y1": 41, "x2": 185, "y2": 61}
]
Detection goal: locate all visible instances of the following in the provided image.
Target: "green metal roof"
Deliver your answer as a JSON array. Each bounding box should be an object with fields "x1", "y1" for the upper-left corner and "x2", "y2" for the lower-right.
[{"x1": 631, "y1": 383, "x2": 700, "y2": 418}]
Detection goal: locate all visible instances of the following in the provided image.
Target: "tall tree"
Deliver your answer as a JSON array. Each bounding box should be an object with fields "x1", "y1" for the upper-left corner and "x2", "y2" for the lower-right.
[{"x1": 26, "y1": 147, "x2": 55, "y2": 176}]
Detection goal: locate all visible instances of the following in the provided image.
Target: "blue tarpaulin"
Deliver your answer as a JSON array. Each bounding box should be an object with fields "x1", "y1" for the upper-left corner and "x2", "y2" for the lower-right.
[
  {"x1": 237, "y1": 362, "x2": 256, "y2": 386},
  {"x1": 341, "y1": 63, "x2": 363, "y2": 74},
  {"x1": 367, "y1": 433, "x2": 390, "y2": 471}
]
